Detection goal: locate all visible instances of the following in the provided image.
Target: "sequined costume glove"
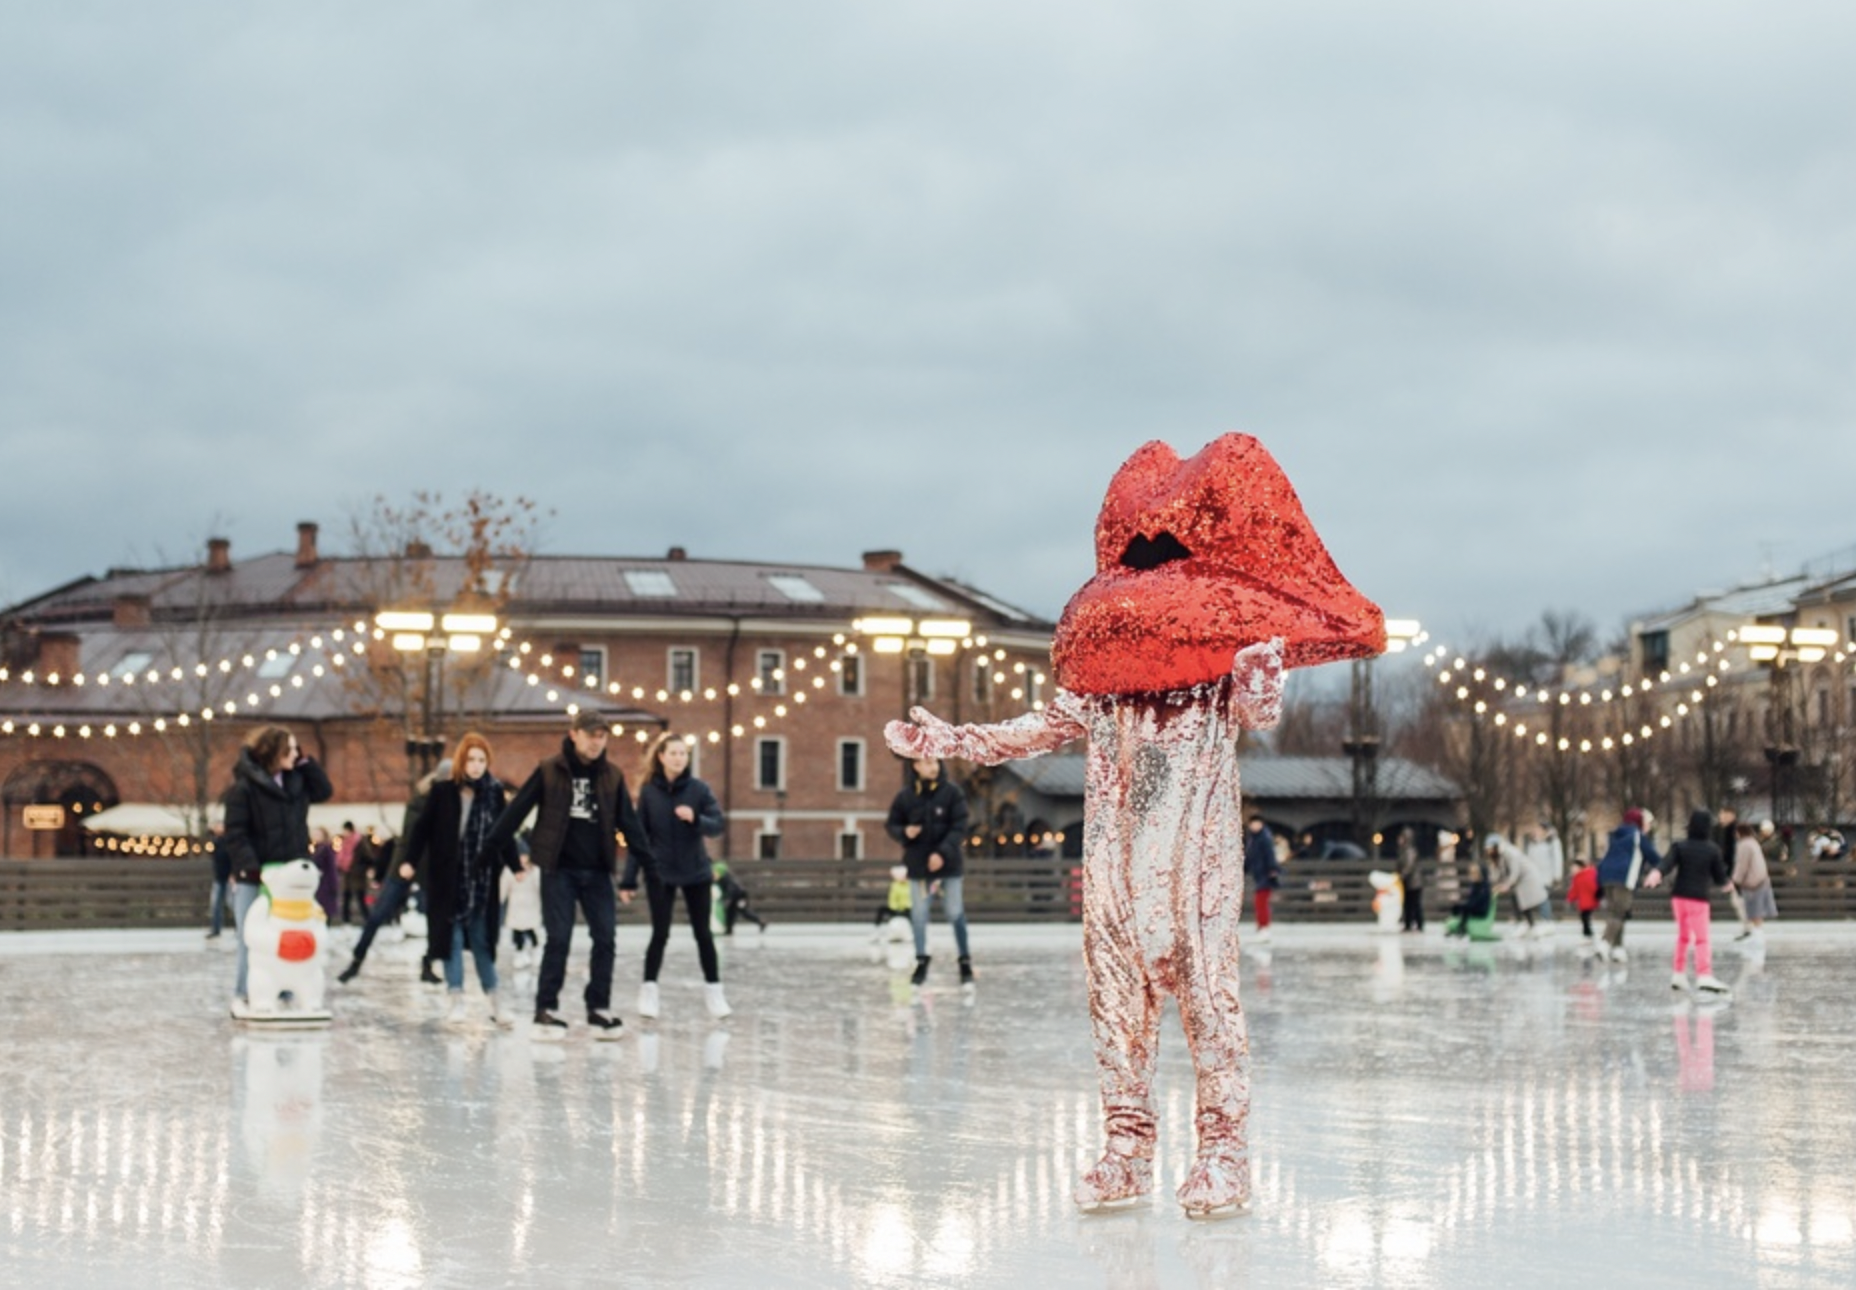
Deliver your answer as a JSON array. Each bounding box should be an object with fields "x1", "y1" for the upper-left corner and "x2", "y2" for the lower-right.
[{"x1": 884, "y1": 699, "x2": 1087, "y2": 766}]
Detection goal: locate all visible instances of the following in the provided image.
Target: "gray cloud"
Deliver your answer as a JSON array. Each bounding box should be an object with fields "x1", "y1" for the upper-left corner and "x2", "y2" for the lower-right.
[{"x1": 5, "y1": 1, "x2": 1855, "y2": 653}]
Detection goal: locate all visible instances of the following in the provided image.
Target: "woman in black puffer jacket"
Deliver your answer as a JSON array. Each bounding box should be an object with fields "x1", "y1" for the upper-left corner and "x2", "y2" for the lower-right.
[
  {"x1": 621, "y1": 733, "x2": 729, "y2": 1020},
  {"x1": 1650, "y1": 808, "x2": 1734, "y2": 995},
  {"x1": 222, "y1": 725, "x2": 333, "y2": 1007}
]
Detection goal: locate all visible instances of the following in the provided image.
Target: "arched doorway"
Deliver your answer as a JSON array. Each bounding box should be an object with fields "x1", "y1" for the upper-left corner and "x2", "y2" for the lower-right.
[{"x1": 2, "y1": 760, "x2": 122, "y2": 857}]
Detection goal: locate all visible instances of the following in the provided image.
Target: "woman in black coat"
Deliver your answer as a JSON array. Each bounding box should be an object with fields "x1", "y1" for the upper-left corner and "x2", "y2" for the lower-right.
[
  {"x1": 221, "y1": 724, "x2": 333, "y2": 1008},
  {"x1": 404, "y1": 732, "x2": 521, "y2": 1027},
  {"x1": 621, "y1": 732, "x2": 729, "y2": 1020}
]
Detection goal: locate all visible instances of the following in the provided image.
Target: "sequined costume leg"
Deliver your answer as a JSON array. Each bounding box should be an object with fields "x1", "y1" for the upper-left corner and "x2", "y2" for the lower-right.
[{"x1": 1171, "y1": 853, "x2": 1251, "y2": 1215}]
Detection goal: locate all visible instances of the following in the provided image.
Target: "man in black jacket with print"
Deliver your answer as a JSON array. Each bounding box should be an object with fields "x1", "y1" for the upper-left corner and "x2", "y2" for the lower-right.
[
  {"x1": 486, "y1": 710, "x2": 655, "y2": 1039},
  {"x1": 885, "y1": 755, "x2": 973, "y2": 990}
]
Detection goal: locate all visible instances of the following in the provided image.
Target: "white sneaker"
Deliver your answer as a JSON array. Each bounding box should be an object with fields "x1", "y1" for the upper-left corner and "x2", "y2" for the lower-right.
[
  {"x1": 487, "y1": 991, "x2": 513, "y2": 1029},
  {"x1": 1696, "y1": 974, "x2": 1732, "y2": 995},
  {"x1": 705, "y1": 983, "x2": 732, "y2": 1019},
  {"x1": 445, "y1": 993, "x2": 467, "y2": 1024},
  {"x1": 1255, "y1": 928, "x2": 1272, "y2": 945},
  {"x1": 1671, "y1": 972, "x2": 1689, "y2": 991},
  {"x1": 638, "y1": 981, "x2": 660, "y2": 1019}
]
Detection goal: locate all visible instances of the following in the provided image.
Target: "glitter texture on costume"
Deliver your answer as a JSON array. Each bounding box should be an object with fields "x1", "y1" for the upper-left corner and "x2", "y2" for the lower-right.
[
  {"x1": 1052, "y1": 434, "x2": 1385, "y2": 697},
  {"x1": 887, "y1": 434, "x2": 1383, "y2": 1219}
]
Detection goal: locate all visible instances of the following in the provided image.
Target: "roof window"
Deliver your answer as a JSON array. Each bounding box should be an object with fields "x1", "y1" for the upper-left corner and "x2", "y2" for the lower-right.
[
  {"x1": 766, "y1": 574, "x2": 825, "y2": 603},
  {"x1": 624, "y1": 570, "x2": 679, "y2": 598}
]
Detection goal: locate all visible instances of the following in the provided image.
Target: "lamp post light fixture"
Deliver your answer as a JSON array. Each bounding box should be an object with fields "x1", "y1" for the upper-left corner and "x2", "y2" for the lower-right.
[
  {"x1": 854, "y1": 615, "x2": 975, "y2": 785},
  {"x1": 1346, "y1": 618, "x2": 1426, "y2": 853},
  {"x1": 373, "y1": 608, "x2": 501, "y2": 774}
]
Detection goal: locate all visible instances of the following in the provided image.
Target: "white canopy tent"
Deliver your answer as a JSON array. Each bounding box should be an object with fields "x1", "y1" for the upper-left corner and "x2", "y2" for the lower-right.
[{"x1": 83, "y1": 802, "x2": 408, "y2": 838}]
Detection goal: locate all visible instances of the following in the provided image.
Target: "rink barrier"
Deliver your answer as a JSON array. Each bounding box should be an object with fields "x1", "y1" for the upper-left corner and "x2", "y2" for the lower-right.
[{"x1": 1, "y1": 855, "x2": 1852, "y2": 929}]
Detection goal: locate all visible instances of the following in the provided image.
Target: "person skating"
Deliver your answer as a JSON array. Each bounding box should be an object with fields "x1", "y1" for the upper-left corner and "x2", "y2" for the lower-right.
[
  {"x1": 884, "y1": 754, "x2": 972, "y2": 989},
  {"x1": 337, "y1": 767, "x2": 445, "y2": 984},
  {"x1": 501, "y1": 844, "x2": 543, "y2": 969},
  {"x1": 1243, "y1": 815, "x2": 1281, "y2": 944},
  {"x1": 404, "y1": 733, "x2": 522, "y2": 1027},
  {"x1": 1729, "y1": 821, "x2": 1777, "y2": 945},
  {"x1": 1595, "y1": 807, "x2": 1662, "y2": 963},
  {"x1": 621, "y1": 732, "x2": 730, "y2": 1020},
  {"x1": 220, "y1": 725, "x2": 334, "y2": 1014},
  {"x1": 485, "y1": 709, "x2": 655, "y2": 1040},
  {"x1": 1649, "y1": 809, "x2": 1734, "y2": 995},
  {"x1": 714, "y1": 860, "x2": 767, "y2": 935}
]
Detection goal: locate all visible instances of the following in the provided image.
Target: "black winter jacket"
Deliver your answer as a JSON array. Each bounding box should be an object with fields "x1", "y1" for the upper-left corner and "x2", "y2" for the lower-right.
[
  {"x1": 406, "y1": 777, "x2": 522, "y2": 945},
  {"x1": 1244, "y1": 826, "x2": 1281, "y2": 890},
  {"x1": 486, "y1": 738, "x2": 654, "y2": 875},
  {"x1": 221, "y1": 749, "x2": 334, "y2": 885},
  {"x1": 885, "y1": 774, "x2": 970, "y2": 881},
  {"x1": 623, "y1": 770, "x2": 726, "y2": 889},
  {"x1": 1658, "y1": 810, "x2": 1730, "y2": 901}
]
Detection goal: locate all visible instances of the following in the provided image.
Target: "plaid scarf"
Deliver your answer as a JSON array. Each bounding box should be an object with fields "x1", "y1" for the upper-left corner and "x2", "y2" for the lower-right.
[{"x1": 459, "y1": 775, "x2": 502, "y2": 920}]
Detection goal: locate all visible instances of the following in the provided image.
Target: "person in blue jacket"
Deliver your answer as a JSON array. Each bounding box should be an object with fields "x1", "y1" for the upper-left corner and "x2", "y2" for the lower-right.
[
  {"x1": 1243, "y1": 815, "x2": 1282, "y2": 944},
  {"x1": 622, "y1": 732, "x2": 730, "y2": 1020},
  {"x1": 1595, "y1": 807, "x2": 1662, "y2": 964}
]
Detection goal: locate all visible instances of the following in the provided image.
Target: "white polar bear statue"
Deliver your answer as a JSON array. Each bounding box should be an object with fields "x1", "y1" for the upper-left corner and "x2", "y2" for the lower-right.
[
  {"x1": 242, "y1": 858, "x2": 332, "y2": 1025},
  {"x1": 1368, "y1": 870, "x2": 1404, "y2": 933}
]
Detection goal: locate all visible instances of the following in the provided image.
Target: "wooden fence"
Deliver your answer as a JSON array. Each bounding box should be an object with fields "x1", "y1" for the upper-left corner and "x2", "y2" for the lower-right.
[{"x1": 3, "y1": 855, "x2": 1854, "y2": 931}]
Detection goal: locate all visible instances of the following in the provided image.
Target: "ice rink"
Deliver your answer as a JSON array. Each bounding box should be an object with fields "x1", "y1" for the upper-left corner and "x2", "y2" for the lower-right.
[{"x1": 2, "y1": 917, "x2": 1851, "y2": 1289}]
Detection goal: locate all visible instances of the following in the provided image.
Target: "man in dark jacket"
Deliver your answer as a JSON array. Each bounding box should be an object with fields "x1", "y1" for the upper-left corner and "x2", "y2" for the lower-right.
[
  {"x1": 1243, "y1": 815, "x2": 1281, "y2": 944},
  {"x1": 485, "y1": 710, "x2": 654, "y2": 1039},
  {"x1": 1594, "y1": 807, "x2": 1662, "y2": 964},
  {"x1": 885, "y1": 755, "x2": 972, "y2": 989}
]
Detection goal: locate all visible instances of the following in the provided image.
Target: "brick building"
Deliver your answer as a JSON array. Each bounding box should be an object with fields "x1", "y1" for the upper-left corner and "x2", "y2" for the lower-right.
[{"x1": 0, "y1": 524, "x2": 1058, "y2": 860}]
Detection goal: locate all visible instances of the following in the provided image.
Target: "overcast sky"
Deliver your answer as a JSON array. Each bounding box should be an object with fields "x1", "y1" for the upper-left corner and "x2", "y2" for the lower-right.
[{"x1": 4, "y1": 2, "x2": 1854, "y2": 662}]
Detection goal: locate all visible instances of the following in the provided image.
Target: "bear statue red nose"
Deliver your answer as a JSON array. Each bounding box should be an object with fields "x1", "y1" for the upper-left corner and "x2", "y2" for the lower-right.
[{"x1": 1051, "y1": 434, "x2": 1385, "y2": 696}]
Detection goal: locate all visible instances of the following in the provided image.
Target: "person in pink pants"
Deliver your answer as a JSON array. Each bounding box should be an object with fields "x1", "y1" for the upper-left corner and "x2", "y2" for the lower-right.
[{"x1": 1646, "y1": 808, "x2": 1734, "y2": 995}]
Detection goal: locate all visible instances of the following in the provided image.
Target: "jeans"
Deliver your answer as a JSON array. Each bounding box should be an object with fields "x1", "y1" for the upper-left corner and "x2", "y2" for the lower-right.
[
  {"x1": 908, "y1": 877, "x2": 969, "y2": 959},
  {"x1": 209, "y1": 878, "x2": 231, "y2": 936},
  {"x1": 537, "y1": 867, "x2": 617, "y2": 1016},
  {"x1": 643, "y1": 874, "x2": 719, "y2": 984},
  {"x1": 444, "y1": 906, "x2": 498, "y2": 994},
  {"x1": 232, "y1": 881, "x2": 263, "y2": 999},
  {"x1": 351, "y1": 874, "x2": 414, "y2": 962}
]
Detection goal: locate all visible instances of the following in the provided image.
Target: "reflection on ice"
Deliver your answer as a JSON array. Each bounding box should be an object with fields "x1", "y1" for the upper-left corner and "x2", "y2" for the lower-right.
[{"x1": 3, "y1": 924, "x2": 1856, "y2": 1286}]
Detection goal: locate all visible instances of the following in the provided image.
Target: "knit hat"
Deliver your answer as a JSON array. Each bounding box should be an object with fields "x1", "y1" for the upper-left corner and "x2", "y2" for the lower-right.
[{"x1": 1622, "y1": 808, "x2": 1645, "y2": 829}]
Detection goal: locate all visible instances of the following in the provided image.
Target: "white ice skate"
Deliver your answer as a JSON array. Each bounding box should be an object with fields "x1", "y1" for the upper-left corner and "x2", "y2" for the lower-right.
[
  {"x1": 704, "y1": 983, "x2": 732, "y2": 1019},
  {"x1": 1074, "y1": 1152, "x2": 1154, "y2": 1213},
  {"x1": 1696, "y1": 974, "x2": 1733, "y2": 995},
  {"x1": 638, "y1": 981, "x2": 661, "y2": 1019},
  {"x1": 1176, "y1": 1150, "x2": 1251, "y2": 1220}
]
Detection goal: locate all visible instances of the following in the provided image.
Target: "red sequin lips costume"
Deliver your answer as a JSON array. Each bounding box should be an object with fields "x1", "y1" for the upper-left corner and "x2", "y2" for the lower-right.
[{"x1": 888, "y1": 433, "x2": 1383, "y2": 1218}]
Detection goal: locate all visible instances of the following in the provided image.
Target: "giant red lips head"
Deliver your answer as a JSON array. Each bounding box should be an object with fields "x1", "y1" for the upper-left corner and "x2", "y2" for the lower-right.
[{"x1": 1051, "y1": 434, "x2": 1385, "y2": 696}]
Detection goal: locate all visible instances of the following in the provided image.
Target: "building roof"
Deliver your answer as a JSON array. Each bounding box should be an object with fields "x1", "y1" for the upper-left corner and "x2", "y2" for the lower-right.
[
  {"x1": 3, "y1": 547, "x2": 1054, "y2": 633},
  {"x1": 1634, "y1": 576, "x2": 1815, "y2": 634},
  {"x1": 1001, "y1": 754, "x2": 1460, "y2": 802}
]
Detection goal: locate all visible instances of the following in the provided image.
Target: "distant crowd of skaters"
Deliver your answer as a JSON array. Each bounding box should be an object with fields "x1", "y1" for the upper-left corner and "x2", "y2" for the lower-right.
[
  {"x1": 1237, "y1": 806, "x2": 1786, "y2": 996},
  {"x1": 209, "y1": 710, "x2": 979, "y2": 1034}
]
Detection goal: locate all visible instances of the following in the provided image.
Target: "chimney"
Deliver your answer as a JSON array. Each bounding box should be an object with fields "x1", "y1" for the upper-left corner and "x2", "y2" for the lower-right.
[
  {"x1": 666, "y1": 546, "x2": 688, "y2": 561},
  {"x1": 36, "y1": 632, "x2": 81, "y2": 680},
  {"x1": 112, "y1": 594, "x2": 152, "y2": 629},
  {"x1": 295, "y1": 521, "x2": 320, "y2": 569},
  {"x1": 862, "y1": 549, "x2": 903, "y2": 573},
  {"x1": 405, "y1": 539, "x2": 433, "y2": 559},
  {"x1": 206, "y1": 537, "x2": 232, "y2": 574}
]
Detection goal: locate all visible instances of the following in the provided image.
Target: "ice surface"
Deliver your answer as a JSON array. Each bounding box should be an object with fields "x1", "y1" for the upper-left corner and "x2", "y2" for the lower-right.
[{"x1": 1, "y1": 920, "x2": 1852, "y2": 1288}]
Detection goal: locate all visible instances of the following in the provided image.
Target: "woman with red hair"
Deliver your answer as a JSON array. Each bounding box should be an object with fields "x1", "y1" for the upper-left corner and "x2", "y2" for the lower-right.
[{"x1": 404, "y1": 732, "x2": 523, "y2": 1026}]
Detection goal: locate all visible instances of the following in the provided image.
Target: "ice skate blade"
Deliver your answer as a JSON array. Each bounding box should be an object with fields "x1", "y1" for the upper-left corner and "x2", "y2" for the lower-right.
[
  {"x1": 529, "y1": 1027, "x2": 567, "y2": 1043},
  {"x1": 1181, "y1": 1200, "x2": 1250, "y2": 1221},
  {"x1": 1074, "y1": 1192, "x2": 1151, "y2": 1214},
  {"x1": 238, "y1": 1011, "x2": 332, "y2": 1030}
]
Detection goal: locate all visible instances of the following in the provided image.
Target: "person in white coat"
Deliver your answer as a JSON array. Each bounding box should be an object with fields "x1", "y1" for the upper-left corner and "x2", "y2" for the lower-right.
[{"x1": 1487, "y1": 834, "x2": 1551, "y2": 936}]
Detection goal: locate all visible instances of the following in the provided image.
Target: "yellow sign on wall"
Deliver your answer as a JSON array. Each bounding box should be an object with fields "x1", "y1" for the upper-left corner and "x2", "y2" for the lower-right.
[{"x1": 23, "y1": 805, "x2": 66, "y2": 830}]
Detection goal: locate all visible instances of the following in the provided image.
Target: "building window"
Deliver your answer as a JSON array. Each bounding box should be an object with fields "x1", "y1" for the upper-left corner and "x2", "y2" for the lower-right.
[
  {"x1": 1639, "y1": 631, "x2": 1669, "y2": 673},
  {"x1": 838, "y1": 831, "x2": 862, "y2": 860},
  {"x1": 756, "y1": 737, "x2": 786, "y2": 791},
  {"x1": 1818, "y1": 688, "x2": 1831, "y2": 726},
  {"x1": 838, "y1": 652, "x2": 863, "y2": 697},
  {"x1": 668, "y1": 647, "x2": 698, "y2": 694},
  {"x1": 756, "y1": 831, "x2": 782, "y2": 860},
  {"x1": 578, "y1": 646, "x2": 606, "y2": 689},
  {"x1": 907, "y1": 653, "x2": 934, "y2": 703},
  {"x1": 838, "y1": 739, "x2": 865, "y2": 792},
  {"x1": 972, "y1": 659, "x2": 991, "y2": 704},
  {"x1": 757, "y1": 649, "x2": 785, "y2": 696}
]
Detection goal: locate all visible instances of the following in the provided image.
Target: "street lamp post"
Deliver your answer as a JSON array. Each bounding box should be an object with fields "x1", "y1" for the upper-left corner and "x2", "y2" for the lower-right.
[
  {"x1": 853, "y1": 615, "x2": 973, "y2": 789},
  {"x1": 1735, "y1": 623, "x2": 1838, "y2": 841},
  {"x1": 374, "y1": 609, "x2": 501, "y2": 776},
  {"x1": 1345, "y1": 618, "x2": 1424, "y2": 854}
]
